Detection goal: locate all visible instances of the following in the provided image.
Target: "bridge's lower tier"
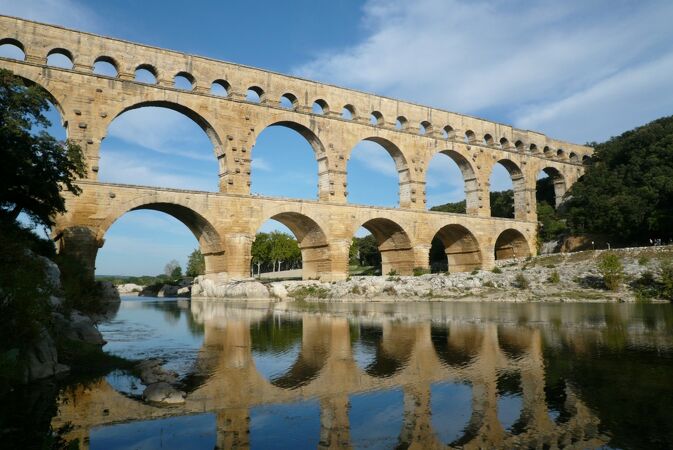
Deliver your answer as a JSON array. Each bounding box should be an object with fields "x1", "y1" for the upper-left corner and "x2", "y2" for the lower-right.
[{"x1": 55, "y1": 181, "x2": 536, "y2": 280}]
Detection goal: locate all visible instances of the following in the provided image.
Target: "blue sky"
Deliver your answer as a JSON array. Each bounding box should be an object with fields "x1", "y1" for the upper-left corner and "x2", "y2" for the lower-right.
[{"x1": 2, "y1": 0, "x2": 673, "y2": 276}]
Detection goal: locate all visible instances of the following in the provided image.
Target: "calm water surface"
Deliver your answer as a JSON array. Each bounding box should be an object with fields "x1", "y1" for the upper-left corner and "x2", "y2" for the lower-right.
[{"x1": 4, "y1": 297, "x2": 673, "y2": 449}]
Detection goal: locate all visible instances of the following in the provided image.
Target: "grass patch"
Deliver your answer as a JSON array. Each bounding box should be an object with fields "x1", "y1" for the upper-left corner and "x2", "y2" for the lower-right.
[
  {"x1": 288, "y1": 286, "x2": 330, "y2": 301},
  {"x1": 491, "y1": 266, "x2": 502, "y2": 274},
  {"x1": 548, "y1": 270, "x2": 561, "y2": 284}
]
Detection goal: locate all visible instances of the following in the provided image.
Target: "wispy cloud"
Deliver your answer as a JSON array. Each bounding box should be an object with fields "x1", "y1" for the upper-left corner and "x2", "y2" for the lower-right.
[
  {"x1": 0, "y1": 0, "x2": 100, "y2": 31},
  {"x1": 98, "y1": 151, "x2": 217, "y2": 191},
  {"x1": 107, "y1": 108, "x2": 215, "y2": 162},
  {"x1": 295, "y1": 0, "x2": 673, "y2": 143},
  {"x1": 251, "y1": 157, "x2": 272, "y2": 172},
  {"x1": 350, "y1": 141, "x2": 398, "y2": 177}
]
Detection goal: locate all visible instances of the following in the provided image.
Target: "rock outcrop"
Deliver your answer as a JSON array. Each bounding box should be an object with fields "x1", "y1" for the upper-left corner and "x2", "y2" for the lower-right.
[{"x1": 192, "y1": 274, "x2": 269, "y2": 299}]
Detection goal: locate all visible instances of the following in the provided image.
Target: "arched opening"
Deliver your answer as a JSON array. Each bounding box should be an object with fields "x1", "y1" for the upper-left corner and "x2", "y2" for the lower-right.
[
  {"x1": 353, "y1": 218, "x2": 414, "y2": 276},
  {"x1": 98, "y1": 103, "x2": 221, "y2": 192},
  {"x1": 342, "y1": 104, "x2": 355, "y2": 120},
  {"x1": 395, "y1": 116, "x2": 408, "y2": 130},
  {"x1": 210, "y1": 79, "x2": 229, "y2": 96},
  {"x1": 489, "y1": 160, "x2": 525, "y2": 219},
  {"x1": 429, "y1": 224, "x2": 481, "y2": 273},
  {"x1": 483, "y1": 133, "x2": 494, "y2": 146},
  {"x1": 312, "y1": 99, "x2": 328, "y2": 115},
  {"x1": 254, "y1": 315, "x2": 330, "y2": 391},
  {"x1": 569, "y1": 152, "x2": 579, "y2": 163},
  {"x1": 543, "y1": 146, "x2": 553, "y2": 158},
  {"x1": 514, "y1": 140, "x2": 524, "y2": 152},
  {"x1": 347, "y1": 137, "x2": 409, "y2": 208},
  {"x1": 173, "y1": 72, "x2": 194, "y2": 91},
  {"x1": 0, "y1": 38, "x2": 26, "y2": 60},
  {"x1": 500, "y1": 137, "x2": 510, "y2": 149},
  {"x1": 46, "y1": 48, "x2": 73, "y2": 69},
  {"x1": 529, "y1": 143, "x2": 538, "y2": 153},
  {"x1": 280, "y1": 93, "x2": 297, "y2": 110},
  {"x1": 351, "y1": 322, "x2": 416, "y2": 378},
  {"x1": 246, "y1": 86, "x2": 264, "y2": 103},
  {"x1": 442, "y1": 125, "x2": 454, "y2": 140},
  {"x1": 582, "y1": 154, "x2": 591, "y2": 165},
  {"x1": 251, "y1": 213, "x2": 329, "y2": 280},
  {"x1": 250, "y1": 121, "x2": 322, "y2": 200},
  {"x1": 370, "y1": 111, "x2": 384, "y2": 126},
  {"x1": 426, "y1": 150, "x2": 478, "y2": 214},
  {"x1": 92, "y1": 56, "x2": 118, "y2": 77},
  {"x1": 464, "y1": 130, "x2": 476, "y2": 143},
  {"x1": 135, "y1": 64, "x2": 157, "y2": 84},
  {"x1": 536, "y1": 168, "x2": 567, "y2": 242},
  {"x1": 419, "y1": 120, "x2": 432, "y2": 136},
  {"x1": 96, "y1": 204, "x2": 224, "y2": 278},
  {"x1": 557, "y1": 149, "x2": 566, "y2": 159},
  {"x1": 435, "y1": 324, "x2": 484, "y2": 368},
  {"x1": 494, "y1": 229, "x2": 531, "y2": 260}
]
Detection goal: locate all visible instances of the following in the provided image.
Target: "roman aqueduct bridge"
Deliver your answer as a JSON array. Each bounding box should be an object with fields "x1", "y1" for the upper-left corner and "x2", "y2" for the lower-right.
[{"x1": 0, "y1": 15, "x2": 593, "y2": 280}]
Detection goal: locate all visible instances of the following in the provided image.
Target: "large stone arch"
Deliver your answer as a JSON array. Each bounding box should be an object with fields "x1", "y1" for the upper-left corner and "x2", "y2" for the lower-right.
[
  {"x1": 537, "y1": 166, "x2": 567, "y2": 208},
  {"x1": 97, "y1": 196, "x2": 225, "y2": 274},
  {"x1": 425, "y1": 149, "x2": 480, "y2": 214},
  {"x1": 494, "y1": 228, "x2": 531, "y2": 260},
  {"x1": 249, "y1": 118, "x2": 329, "y2": 200},
  {"x1": 431, "y1": 224, "x2": 482, "y2": 272},
  {"x1": 10, "y1": 72, "x2": 68, "y2": 127},
  {"x1": 346, "y1": 136, "x2": 413, "y2": 208},
  {"x1": 488, "y1": 158, "x2": 528, "y2": 220},
  {"x1": 102, "y1": 99, "x2": 227, "y2": 188},
  {"x1": 354, "y1": 217, "x2": 415, "y2": 275},
  {"x1": 252, "y1": 209, "x2": 331, "y2": 280}
]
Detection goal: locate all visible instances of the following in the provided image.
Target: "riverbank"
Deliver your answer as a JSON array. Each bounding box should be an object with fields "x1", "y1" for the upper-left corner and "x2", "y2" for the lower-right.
[{"x1": 192, "y1": 246, "x2": 673, "y2": 303}]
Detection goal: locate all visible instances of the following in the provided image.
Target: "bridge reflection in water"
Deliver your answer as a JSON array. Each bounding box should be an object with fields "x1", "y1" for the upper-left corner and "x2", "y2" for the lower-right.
[{"x1": 52, "y1": 301, "x2": 630, "y2": 449}]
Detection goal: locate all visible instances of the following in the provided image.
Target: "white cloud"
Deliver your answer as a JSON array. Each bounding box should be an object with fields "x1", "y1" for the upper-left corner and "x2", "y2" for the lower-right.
[
  {"x1": 295, "y1": 0, "x2": 673, "y2": 143},
  {"x1": 0, "y1": 0, "x2": 100, "y2": 31},
  {"x1": 350, "y1": 141, "x2": 398, "y2": 177},
  {"x1": 98, "y1": 151, "x2": 217, "y2": 192},
  {"x1": 107, "y1": 108, "x2": 215, "y2": 162},
  {"x1": 251, "y1": 157, "x2": 272, "y2": 172}
]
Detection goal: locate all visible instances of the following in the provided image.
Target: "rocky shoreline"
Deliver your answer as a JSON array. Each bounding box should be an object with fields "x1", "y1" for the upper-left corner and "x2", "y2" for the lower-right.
[{"x1": 190, "y1": 246, "x2": 673, "y2": 303}]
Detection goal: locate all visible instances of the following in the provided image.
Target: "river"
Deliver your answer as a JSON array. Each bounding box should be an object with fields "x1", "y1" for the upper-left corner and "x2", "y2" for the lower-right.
[{"x1": 3, "y1": 297, "x2": 673, "y2": 449}]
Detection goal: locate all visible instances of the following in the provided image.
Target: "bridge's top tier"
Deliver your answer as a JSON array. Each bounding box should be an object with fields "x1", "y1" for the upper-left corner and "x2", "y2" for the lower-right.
[{"x1": 0, "y1": 15, "x2": 592, "y2": 159}]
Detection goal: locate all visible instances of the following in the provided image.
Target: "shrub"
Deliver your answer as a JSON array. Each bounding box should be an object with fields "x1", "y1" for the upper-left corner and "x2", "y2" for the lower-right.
[
  {"x1": 483, "y1": 280, "x2": 495, "y2": 288},
  {"x1": 548, "y1": 271, "x2": 560, "y2": 284},
  {"x1": 661, "y1": 261, "x2": 673, "y2": 301},
  {"x1": 638, "y1": 255, "x2": 650, "y2": 266},
  {"x1": 491, "y1": 266, "x2": 502, "y2": 274},
  {"x1": 289, "y1": 286, "x2": 330, "y2": 301},
  {"x1": 382, "y1": 286, "x2": 397, "y2": 295},
  {"x1": 598, "y1": 252, "x2": 624, "y2": 291},
  {"x1": 413, "y1": 267, "x2": 430, "y2": 276},
  {"x1": 470, "y1": 268, "x2": 480, "y2": 275},
  {"x1": 514, "y1": 273, "x2": 529, "y2": 289},
  {"x1": 387, "y1": 269, "x2": 398, "y2": 277},
  {"x1": 350, "y1": 285, "x2": 364, "y2": 295}
]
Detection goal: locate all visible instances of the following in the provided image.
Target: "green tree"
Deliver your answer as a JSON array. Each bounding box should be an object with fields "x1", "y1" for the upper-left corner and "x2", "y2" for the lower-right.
[
  {"x1": 598, "y1": 252, "x2": 624, "y2": 291},
  {"x1": 186, "y1": 249, "x2": 205, "y2": 277},
  {"x1": 0, "y1": 69, "x2": 85, "y2": 227},
  {"x1": 564, "y1": 116, "x2": 673, "y2": 244},
  {"x1": 164, "y1": 259, "x2": 181, "y2": 279}
]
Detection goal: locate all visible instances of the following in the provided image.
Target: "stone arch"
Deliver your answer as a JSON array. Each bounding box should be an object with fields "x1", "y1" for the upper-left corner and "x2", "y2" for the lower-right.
[
  {"x1": 280, "y1": 92, "x2": 298, "y2": 109},
  {"x1": 537, "y1": 166, "x2": 567, "y2": 208},
  {"x1": 396, "y1": 116, "x2": 408, "y2": 130},
  {"x1": 92, "y1": 55, "x2": 119, "y2": 77},
  {"x1": 426, "y1": 149, "x2": 479, "y2": 214},
  {"x1": 419, "y1": 120, "x2": 432, "y2": 135},
  {"x1": 355, "y1": 217, "x2": 414, "y2": 275},
  {"x1": 489, "y1": 159, "x2": 527, "y2": 220},
  {"x1": 0, "y1": 37, "x2": 26, "y2": 60},
  {"x1": 174, "y1": 71, "x2": 195, "y2": 90},
  {"x1": 210, "y1": 79, "x2": 230, "y2": 96},
  {"x1": 494, "y1": 229, "x2": 531, "y2": 260},
  {"x1": 135, "y1": 63, "x2": 158, "y2": 84},
  {"x1": 246, "y1": 85, "x2": 264, "y2": 103},
  {"x1": 253, "y1": 210, "x2": 331, "y2": 280},
  {"x1": 312, "y1": 98, "x2": 329, "y2": 115},
  {"x1": 431, "y1": 323, "x2": 484, "y2": 367},
  {"x1": 442, "y1": 125, "x2": 454, "y2": 139},
  {"x1": 348, "y1": 136, "x2": 412, "y2": 207},
  {"x1": 105, "y1": 99, "x2": 226, "y2": 184},
  {"x1": 465, "y1": 130, "x2": 476, "y2": 143},
  {"x1": 569, "y1": 152, "x2": 579, "y2": 163},
  {"x1": 500, "y1": 137, "x2": 510, "y2": 149},
  {"x1": 96, "y1": 198, "x2": 225, "y2": 274},
  {"x1": 431, "y1": 224, "x2": 482, "y2": 272},
  {"x1": 342, "y1": 104, "x2": 356, "y2": 120},
  {"x1": 483, "y1": 133, "x2": 494, "y2": 146},
  {"x1": 11, "y1": 73, "x2": 67, "y2": 121},
  {"x1": 251, "y1": 119, "x2": 328, "y2": 200},
  {"x1": 370, "y1": 110, "x2": 384, "y2": 126},
  {"x1": 46, "y1": 47, "x2": 74, "y2": 68}
]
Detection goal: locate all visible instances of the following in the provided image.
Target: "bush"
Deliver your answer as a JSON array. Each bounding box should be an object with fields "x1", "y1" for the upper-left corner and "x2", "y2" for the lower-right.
[
  {"x1": 661, "y1": 261, "x2": 673, "y2": 301},
  {"x1": 289, "y1": 286, "x2": 330, "y2": 301},
  {"x1": 638, "y1": 255, "x2": 650, "y2": 266},
  {"x1": 514, "y1": 273, "x2": 530, "y2": 289},
  {"x1": 387, "y1": 269, "x2": 398, "y2": 277},
  {"x1": 491, "y1": 266, "x2": 502, "y2": 274},
  {"x1": 598, "y1": 252, "x2": 624, "y2": 291},
  {"x1": 548, "y1": 271, "x2": 560, "y2": 284},
  {"x1": 413, "y1": 267, "x2": 429, "y2": 276},
  {"x1": 470, "y1": 268, "x2": 481, "y2": 275}
]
